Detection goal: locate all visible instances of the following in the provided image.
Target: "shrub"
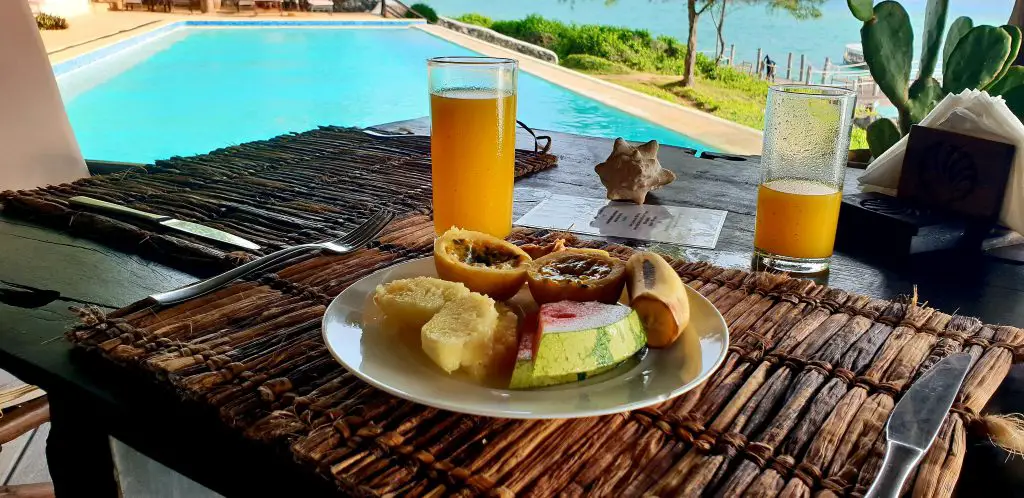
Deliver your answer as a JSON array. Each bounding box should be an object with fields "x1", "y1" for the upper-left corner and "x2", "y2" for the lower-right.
[
  {"x1": 487, "y1": 15, "x2": 690, "y2": 74},
  {"x1": 456, "y1": 13, "x2": 493, "y2": 28},
  {"x1": 562, "y1": 54, "x2": 631, "y2": 74},
  {"x1": 407, "y1": 3, "x2": 438, "y2": 23},
  {"x1": 36, "y1": 13, "x2": 68, "y2": 30}
]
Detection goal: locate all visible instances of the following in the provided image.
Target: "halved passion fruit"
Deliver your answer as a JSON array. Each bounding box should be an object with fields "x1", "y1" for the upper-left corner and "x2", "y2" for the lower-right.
[
  {"x1": 525, "y1": 251, "x2": 627, "y2": 304},
  {"x1": 434, "y1": 227, "x2": 532, "y2": 300}
]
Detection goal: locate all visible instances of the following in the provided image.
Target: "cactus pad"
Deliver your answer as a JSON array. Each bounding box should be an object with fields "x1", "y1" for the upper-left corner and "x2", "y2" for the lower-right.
[
  {"x1": 987, "y1": 66, "x2": 1024, "y2": 97},
  {"x1": 1001, "y1": 85, "x2": 1024, "y2": 122},
  {"x1": 991, "y1": 25, "x2": 1022, "y2": 87},
  {"x1": 943, "y1": 16, "x2": 974, "y2": 68},
  {"x1": 918, "y1": 0, "x2": 948, "y2": 79},
  {"x1": 848, "y1": 0, "x2": 874, "y2": 22},
  {"x1": 905, "y1": 77, "x2": 945, "y2": 129},
  {"x1": 862, "y1": 1, "x2": 913, "y2": 106},
  {"x1": 943, "y1": 26, "x2": 1011, "y2": 94},
  {"x1": 866, "y1": 118, "x2": 901, "y2": 158}
]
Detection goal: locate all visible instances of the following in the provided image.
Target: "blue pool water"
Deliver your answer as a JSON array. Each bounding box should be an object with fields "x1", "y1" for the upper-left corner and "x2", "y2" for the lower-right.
[{"x1": 57, "y1": 27, "x2": 707, "y2": 163}]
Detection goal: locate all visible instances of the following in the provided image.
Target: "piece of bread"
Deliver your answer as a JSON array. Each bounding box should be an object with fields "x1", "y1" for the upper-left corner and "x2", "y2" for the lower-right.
[
  {"x1": 374, "y1": 277, "x2": 470, "y2": 329},
  {"x1": 421, "y1": 293, "x2": 498, "y2": 373}
]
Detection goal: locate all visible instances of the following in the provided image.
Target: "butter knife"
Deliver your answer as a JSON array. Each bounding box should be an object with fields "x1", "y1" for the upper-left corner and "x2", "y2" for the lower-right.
[
  {"x1": 68, "y1": 196, "x2": 260, "y2": 251},
  {"x1": 864, "y1": 353, "x2": 972, "y2": 498}
]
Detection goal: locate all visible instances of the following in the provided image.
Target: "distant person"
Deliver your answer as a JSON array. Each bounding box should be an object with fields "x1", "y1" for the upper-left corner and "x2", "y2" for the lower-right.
[{"x1": 763, "y1": 55, "x2": 777, "y2": 82}]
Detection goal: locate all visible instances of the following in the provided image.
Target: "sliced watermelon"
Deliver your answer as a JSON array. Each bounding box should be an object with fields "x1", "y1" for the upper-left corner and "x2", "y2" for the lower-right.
[{"x1": 509, "y1": 301, "x2": 646, "y2": 389}]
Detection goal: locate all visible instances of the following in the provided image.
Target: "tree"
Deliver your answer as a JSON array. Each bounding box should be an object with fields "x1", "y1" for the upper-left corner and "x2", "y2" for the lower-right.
[{"x1": 683, "y1": 0, "x2": 717, "y2": 87}]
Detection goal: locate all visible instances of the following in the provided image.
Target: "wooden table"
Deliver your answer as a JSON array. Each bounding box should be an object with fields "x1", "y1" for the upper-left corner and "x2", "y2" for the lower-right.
[{"x1": 0, "y1": 125, "x2": 1022, "y2": 496}]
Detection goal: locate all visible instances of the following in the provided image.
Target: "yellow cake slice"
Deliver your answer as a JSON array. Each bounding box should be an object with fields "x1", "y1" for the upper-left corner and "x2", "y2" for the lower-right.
[
  {"x1": 421, "y1": 293, "x2": 498, "y2": 373},
  {"x1": 374, "y1": 277, "x2": 470, "y2": 329},
  {"x1": 462, "y1": 303, "x2": 520, "y2": 381}
]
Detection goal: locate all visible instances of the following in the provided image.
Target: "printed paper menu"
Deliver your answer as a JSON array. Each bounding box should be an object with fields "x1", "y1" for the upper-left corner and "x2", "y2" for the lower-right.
[{"x1": 515, "y1": 194, "x2": 727, "y2": 249}]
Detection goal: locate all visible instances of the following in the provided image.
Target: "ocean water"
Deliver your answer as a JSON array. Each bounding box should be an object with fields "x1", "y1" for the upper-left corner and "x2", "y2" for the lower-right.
[
  {"x1": 57, "y1": 27, "x2": 706, "y2": 163},
  {"x1": 428, "y1": 0, "x2": 1010, "y2": 70}
]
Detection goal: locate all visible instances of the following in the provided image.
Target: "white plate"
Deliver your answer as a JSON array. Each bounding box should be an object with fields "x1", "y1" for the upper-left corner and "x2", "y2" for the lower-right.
[{"x1": 322, "y1": 257, "x2": 729, "y2": 419}]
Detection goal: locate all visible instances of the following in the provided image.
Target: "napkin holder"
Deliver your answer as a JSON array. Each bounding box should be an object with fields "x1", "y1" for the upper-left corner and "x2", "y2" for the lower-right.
[{"x1": 837, "y1": 126, "x2": 1015, "y2": 257}]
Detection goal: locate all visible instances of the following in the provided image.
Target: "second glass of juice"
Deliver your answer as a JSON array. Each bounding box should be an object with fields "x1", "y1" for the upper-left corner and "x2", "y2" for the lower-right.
[
  {"x1": 428, "y1": 57, "x2": 518, "y2": 238},
  {"x1": 753, "y1": 85, "x2": 856, "y2": 273}
]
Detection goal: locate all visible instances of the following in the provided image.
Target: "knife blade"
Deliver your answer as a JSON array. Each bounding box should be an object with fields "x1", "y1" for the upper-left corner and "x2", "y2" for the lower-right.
[
  {"x1": 864, "y1": 353, "x2": 972, "y2": 498},
  {"x1": 68, "y1": 196, "x2": 261, "y2": 251}
]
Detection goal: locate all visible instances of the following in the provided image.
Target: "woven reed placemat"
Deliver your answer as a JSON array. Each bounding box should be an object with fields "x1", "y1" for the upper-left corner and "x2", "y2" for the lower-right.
[
  {"x1": 68, "y1": 216, "x2": 1023, "y2": 497},
  {"x1": 0, "y1": 127, "x2": 556, "y2": 276}
]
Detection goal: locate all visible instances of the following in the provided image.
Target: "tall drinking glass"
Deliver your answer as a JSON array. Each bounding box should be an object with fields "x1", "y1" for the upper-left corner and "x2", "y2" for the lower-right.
[
  {"x1": 753, "y1": 85, "x2": 856, "y2": 273},
  {"x1": 428, "y1": 57, "x2": 518, "y2": 238}
]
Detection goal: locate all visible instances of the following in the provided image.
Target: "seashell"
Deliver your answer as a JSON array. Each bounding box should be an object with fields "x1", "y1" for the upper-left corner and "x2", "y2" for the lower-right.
[{"x1": 594, "y1": 138, "x2": 676, "y2": 204}]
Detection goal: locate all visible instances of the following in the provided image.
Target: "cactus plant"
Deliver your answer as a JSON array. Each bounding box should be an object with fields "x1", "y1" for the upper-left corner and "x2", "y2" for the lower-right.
[{"x1": 850, "y1": 0, "x2": 1024, "y2": 156}]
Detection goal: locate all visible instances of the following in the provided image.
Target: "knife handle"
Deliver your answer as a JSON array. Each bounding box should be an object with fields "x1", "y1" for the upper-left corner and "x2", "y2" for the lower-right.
[
  {"x1": 68, "y1": 196, "x2": 169, "y2": 222},
  {"x1": 864, "y1": 440, "x2": 923, "y2": 498}
]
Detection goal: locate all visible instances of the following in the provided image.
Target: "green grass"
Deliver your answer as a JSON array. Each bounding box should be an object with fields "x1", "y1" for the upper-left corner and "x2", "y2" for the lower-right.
[{"x1": 562, "y1": 54, "x2": 631, "y2": 74}]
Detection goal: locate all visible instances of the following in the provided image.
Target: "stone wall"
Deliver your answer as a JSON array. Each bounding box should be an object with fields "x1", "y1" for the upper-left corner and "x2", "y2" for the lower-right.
[
  {"x1": 334, "y1": 0, "x2": 376, "y2": 12},
  {"x1": 437, "y1": 17, "x2": 558, "y2": 65}
]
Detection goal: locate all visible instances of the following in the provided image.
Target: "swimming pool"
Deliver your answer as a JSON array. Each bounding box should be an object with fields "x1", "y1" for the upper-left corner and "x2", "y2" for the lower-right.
[{"x1": 56, "y1": 25, "x2": 708, "y2": 163}]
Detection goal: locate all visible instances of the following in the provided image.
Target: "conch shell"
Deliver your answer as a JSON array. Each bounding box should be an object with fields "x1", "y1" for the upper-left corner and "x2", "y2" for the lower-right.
[{"x1": 594, "y1": 138, "x2": 676, "y2": 204}]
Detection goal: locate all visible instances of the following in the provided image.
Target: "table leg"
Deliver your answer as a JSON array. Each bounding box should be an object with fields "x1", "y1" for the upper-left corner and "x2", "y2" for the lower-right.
[{"x1": 45, "y1": 395, "x2": 118, "y2": 497}]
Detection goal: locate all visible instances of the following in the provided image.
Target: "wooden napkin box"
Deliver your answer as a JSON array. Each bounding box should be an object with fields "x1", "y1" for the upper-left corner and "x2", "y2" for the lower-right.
[
  {"x1": 837, "y1": 126, "x2": 1015, "y2": 258},
  {"x1": 836, "y1": 192, "x2": 980, "y2": 256}
]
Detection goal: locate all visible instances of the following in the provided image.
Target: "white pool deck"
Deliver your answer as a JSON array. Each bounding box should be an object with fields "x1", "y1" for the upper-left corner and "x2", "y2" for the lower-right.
[{"x1": 44, "y1": 8, "x2": 763, "y2": 154}]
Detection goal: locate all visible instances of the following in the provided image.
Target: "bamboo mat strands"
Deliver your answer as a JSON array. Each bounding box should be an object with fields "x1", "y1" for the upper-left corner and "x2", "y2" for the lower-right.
[
  {"x1": 0, "y1": 127, "x2": 556, "y2": 276},
  {"x1": 68, "y1": 224, "x2": 1024, "y2": 497}
]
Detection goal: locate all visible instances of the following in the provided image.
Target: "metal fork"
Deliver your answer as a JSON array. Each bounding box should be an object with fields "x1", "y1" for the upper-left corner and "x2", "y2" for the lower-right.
[{"x1": 148, "y1": 208, "x2": 395, "y2": 306}]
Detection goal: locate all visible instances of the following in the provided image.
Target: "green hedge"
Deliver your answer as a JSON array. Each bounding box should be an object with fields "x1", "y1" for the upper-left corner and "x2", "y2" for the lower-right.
[
  {"x1": 407, "y1": 3, "x2": 438, "y2": 23},
  {"x1": 482, "y1": 14, "x2": 695, "y2": 74},
  {"x1": 36, "y1": 13, "x2": 68, "y2": 30}
]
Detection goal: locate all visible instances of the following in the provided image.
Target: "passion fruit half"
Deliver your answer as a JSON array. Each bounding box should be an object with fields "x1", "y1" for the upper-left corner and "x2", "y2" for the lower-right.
[
  {"x1": 434, "y1": 228, "x2": 532, "y2": 300},
  {"x1": 525, "y1": 251, "x2": 627, "y2": 304}
]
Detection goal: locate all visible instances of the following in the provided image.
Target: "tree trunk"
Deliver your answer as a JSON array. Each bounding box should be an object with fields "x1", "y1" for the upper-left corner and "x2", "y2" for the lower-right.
[
  {"x1": 714, "y1": 0, "x2": 726, "y2": 63},
  {"x1": 683, "y1": 0, "x2": 699, "y2": 87},
  {"x1": 1011, "y1": 0, "x2": 1024, "y2": 65}
]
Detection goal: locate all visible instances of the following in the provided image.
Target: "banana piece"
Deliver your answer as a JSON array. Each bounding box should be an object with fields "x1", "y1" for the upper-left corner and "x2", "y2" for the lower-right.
[{"x1": 625, "y1": 252, "x2": 690, "y2": 348}]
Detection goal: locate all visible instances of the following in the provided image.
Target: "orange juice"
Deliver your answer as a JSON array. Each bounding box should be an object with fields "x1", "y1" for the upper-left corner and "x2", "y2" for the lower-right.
[
  {"x1": 754, "y1": 179, "x2": 842, "y2": 259},
  {"x1": 430, "y1": 88, "x2": 517, "y2": 238}
]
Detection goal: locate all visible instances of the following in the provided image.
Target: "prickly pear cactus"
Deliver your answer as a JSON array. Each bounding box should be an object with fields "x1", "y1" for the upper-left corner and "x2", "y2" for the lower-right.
[{"x1": 849, "y1": 0, "x2": 1024, "y2": 157}]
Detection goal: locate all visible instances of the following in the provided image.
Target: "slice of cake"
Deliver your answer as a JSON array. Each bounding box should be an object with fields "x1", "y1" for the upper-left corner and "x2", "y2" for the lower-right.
[
  {"x1": 510, "y1": 301, "x2": 646, "y2": 389},
  {"x1": 374, "y1": 277, "x2": 470, "y2": 329},
  {"x1": 462, "y1": 303, "x2": 520, "y2": 381},
  {"x1": 421, "y1": 293, "x2": 499, "y2": 373}
]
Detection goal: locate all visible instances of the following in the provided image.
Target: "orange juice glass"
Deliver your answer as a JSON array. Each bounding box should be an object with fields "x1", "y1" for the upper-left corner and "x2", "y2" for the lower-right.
[
  {"x1": 428, "y1": 57, "x2": 518, "y2": 238},
  {"x1": 754, "y1": 85, "x2": 856, "y2": 273}
]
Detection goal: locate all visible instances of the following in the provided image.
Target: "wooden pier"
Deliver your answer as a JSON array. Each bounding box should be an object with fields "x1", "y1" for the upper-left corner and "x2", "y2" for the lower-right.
[{"x1": 724, "y1": 44, "x2": 893, "y2": 108}]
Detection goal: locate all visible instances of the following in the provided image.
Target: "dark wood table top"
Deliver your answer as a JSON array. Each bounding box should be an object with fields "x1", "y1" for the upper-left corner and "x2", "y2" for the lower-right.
[{"x1": 1, "y1": 124, "x2": 1021, "y2": 496}]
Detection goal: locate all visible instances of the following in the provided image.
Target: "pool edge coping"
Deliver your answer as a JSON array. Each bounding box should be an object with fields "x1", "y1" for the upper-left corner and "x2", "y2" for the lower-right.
[{"x1": 51, "y1": 18, "x2": 428, "y2": 76}]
